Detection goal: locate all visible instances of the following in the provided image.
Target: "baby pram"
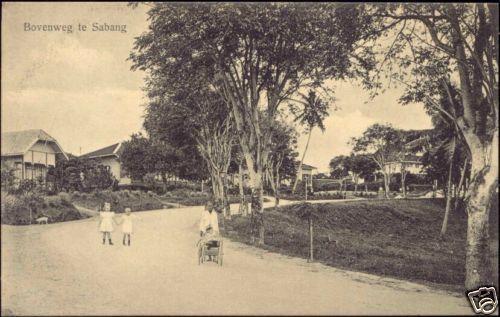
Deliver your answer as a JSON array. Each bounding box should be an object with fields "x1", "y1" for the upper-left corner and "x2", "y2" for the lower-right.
[{"x1": 197, "y1": 231, "x2": 224, "y2": 266}]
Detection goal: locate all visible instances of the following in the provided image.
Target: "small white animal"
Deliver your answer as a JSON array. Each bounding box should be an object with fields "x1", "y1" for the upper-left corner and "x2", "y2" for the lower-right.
[{"x1": 36, "y1": 216, "x2": 49, "y2": 224}]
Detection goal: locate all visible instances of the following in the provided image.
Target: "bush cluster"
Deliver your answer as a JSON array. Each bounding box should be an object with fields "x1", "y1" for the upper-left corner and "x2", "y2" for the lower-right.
[
  {"x1": 1, "y1": 190, "x2": 84, "y2": 225},
  {"x1": 70, "y1": 189, "x2": 164, "y2": 212}
]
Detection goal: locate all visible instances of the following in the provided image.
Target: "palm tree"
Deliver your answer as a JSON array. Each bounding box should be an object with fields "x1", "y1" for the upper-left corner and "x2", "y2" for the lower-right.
[{"x1": 290, "y1": 90, "x2": 330, "y2": 194}]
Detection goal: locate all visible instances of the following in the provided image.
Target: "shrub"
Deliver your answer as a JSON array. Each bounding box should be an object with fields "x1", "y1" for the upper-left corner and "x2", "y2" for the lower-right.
[
  {"x1": 70, "y1": 189, "x2": 164, "y2": 212},
  {"x1": 281, "y1": 192, "x2": 344, "y2": 201},
  {"x1": 1, "y1": 190, "x2": 85, "y2": 225},
  {"x1": 57, "y1": 192, "x2": 71, "y2": 203}
]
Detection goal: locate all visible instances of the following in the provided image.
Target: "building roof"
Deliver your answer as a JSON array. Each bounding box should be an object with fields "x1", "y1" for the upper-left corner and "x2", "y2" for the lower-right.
[
  {"x1": 296, "y1": 163, "x2": 317, "y2": 170},
  {"x1": 66, "y1": 152, "x2": 78, "y2": 160},
  {"x1": 1, "y1": 129, "x2": 68, "y2": 160},
  {"x1": 80, "y1": 142, "x2": 124, "y2": 159}
]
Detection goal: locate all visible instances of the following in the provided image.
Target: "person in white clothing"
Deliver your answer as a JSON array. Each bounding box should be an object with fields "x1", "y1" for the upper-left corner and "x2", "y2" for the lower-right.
[
  {"x1": 199, "y1": 200, "x2": 220, "y2": 260},
  {"x1": 98, "y1": 202, "x2": 117, "y2": 245},
  {"x1": 121, "y1": 207, "x2": 140, "y2": 246},
  {"x1": 199, "y1": 200, "x2": 219, "y2": 237}
]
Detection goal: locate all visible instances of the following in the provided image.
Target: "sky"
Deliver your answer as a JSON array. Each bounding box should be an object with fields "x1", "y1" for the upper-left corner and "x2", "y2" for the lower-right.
[{"x1": 1, "y1": 2, "x2": 432, "y2": 173}]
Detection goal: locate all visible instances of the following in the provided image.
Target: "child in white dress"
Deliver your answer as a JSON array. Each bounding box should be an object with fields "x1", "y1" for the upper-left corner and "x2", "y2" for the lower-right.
[
  {"x1": 98, "y1": 202, "x2": 117, "y2": 245},
  {"x1": 121, "y1": 207, "x2": 140, "y2": 246}
]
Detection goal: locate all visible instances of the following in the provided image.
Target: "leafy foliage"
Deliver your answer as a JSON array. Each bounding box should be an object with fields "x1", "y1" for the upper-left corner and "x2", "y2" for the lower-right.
[
  {"x1": 290, "y1": 90, "x2": 331, "y2": 133},
  {"x1": 1, "y1": 161, "x2": 17, "y2": 189},
  {"x1": 329, "y1": 155, "x2": 350, "y2": 179},
  {"x1": 46, "y1": 158, "x2": 115, "y2": 193}
]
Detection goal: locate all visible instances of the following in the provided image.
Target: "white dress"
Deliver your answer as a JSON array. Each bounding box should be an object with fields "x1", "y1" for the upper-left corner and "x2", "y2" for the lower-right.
[
  {"x1": 121, "y1": 214, "x2": 138, "y2": 234},
  {"x1": 99, "y1": 212, "x2": 115, "y2": 232}
]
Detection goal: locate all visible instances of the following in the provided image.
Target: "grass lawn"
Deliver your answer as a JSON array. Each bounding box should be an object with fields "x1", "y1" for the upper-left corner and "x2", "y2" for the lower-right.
[
  {"x1": 159, "y1": 190, "x2": 271, "y2": 206},
  {"x1": 225, "y1": 198, "x2": 499, "y2": 292},
  {"x1": 70, "y1": 190, "x2": 168, "y2": 212}
]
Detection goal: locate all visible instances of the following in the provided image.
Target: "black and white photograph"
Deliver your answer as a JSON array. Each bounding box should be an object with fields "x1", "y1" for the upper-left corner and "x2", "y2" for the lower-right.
[{"x1": 1, "y1": 2, "x2": 498, "y2": 315}]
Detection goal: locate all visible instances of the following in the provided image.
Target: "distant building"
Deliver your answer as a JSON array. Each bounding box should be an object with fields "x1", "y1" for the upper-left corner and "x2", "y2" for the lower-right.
[
  {"x1": 381, "y1": 129, "x2": 430, "y2": 177},
  {"x1": 296, "y1": 163, "x2": 318, "y2": 188},
  {"x1": 1, "y1": 129, "x2": 68, "y2": 183},
  {"x1": 79, "y1": 142, "x2": 131, "y2": 185},
  {"x1": 230, "y1": 162, "x2": 317, "y2": 190},
  {"x1": 384, "y1": 154, "x2": 424, "y2": 175}
]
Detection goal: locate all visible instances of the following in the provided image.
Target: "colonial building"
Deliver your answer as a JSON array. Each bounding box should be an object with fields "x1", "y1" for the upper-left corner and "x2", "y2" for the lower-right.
[
  {"x1": 296, "y1": 163, "x2": 318, "y2": 188},
  {"x1": 384, "y1": 154, "x2": 424, "y2": 175},
  {"x1": 381, "y1": 129, "x2": 430, "y2": 177},
  {"x1": 1, "y1": 129, "x2": 68, "y2": 183},
  {"x1": 231, "y1": 162, "x2": 318, "y2": 190},
  {"x1": 79, "y1": 142, "x2": 131, "y2": 185}
]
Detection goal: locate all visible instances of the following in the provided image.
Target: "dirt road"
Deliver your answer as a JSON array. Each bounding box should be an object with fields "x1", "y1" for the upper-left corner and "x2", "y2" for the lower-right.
[{"x1": 1, "y1": 204, "x2": 473, "y2": 315}]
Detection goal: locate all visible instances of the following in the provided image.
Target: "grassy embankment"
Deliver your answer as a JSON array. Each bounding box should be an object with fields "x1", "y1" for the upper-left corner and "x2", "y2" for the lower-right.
[
  {"x1": 69, "y1": 190, "x2": 168, "y2": 212},
  {"x1": 1, "y1": 191, "x2": 85, "y2": 225},
  {"x1": 225, "y1": 198, "x2": 499, "y2": 291},
  {"x1": 69, "y1": 189, "x2": 270, "y2": 211}
]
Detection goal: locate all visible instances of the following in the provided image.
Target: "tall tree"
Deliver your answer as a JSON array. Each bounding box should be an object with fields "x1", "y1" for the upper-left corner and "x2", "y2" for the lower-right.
[
  {"x1": 408, "y1": 85, "x2": 470, "y2": 236},
  {"x1": 290, "y1": 90, "x2": 330, "y2": 194},
  {"x1": 348, "y1": 154, "x2": 379, "y2": 192},
  {"x1": 371, "y1": 3, "x2": 498, "y2": 288},
  {"x1": 120, "y1": 133, "x2": 155, "y2": 182},
  {"x1": 142, "y1": 74, "x2": 234, "y2": 216},
  {"x1": 351, "y1": 124, "x2": 402, "y2": 198},
  {"x1": 329, "y1": 155, "x2": 350, "y2": 180},
  {"x1": 130, "y1": 3, "x2": 377, "y2": 244}
]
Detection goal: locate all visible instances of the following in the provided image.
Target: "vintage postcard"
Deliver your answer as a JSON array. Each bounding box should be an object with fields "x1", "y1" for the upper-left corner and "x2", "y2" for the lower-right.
[{"x1": 1, "y1": 2, "x2": 498, "y2": 316}]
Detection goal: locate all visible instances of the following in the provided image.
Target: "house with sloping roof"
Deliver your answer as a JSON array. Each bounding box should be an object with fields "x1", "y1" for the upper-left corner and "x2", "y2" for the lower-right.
[
  {"x1": 296, "y1": 162, "x2": 318, "y2": 189},
  {"x1": 382, "y1": 129, "x2": 431, "y2": 176},
  {"x1": 79, "y1": 142, "x2": 131, "y2": 185},
  {"x1": 384, "y1": 154, "x2": 424, "y2": 175},
  {"x1": 1, "y1": 129, "x2": 68, "y2": 183}
]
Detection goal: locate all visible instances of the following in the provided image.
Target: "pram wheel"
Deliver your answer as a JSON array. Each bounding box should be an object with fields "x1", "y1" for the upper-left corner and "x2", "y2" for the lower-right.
[{"x1": 198, "y1": 238, "x2": 223, "y2": 266}]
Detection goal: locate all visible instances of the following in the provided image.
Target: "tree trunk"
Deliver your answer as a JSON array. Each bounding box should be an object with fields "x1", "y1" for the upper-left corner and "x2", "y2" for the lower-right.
[
  {"x1": 455, "y1": 158, "x2": 468, "y2": 212},
  {"x1": 238, "y1": 163, "x2": 245, "y2": 215},
  {"x1": 251, "y1": 185, "x2": 264, "y2": 245},
  {"x1": 222, "y1": 174, "x2": 230, "y2": 219},
  {"x1": 210, "y1": 171, "x2": 227, "y2": 217},
  {"x1": 308, "y1": 217, "x2": 314, "y2": 262},
  {"x1": 441, "y1": 156, "x2": 454, "y2": 237},
  {"x1": 383, "y1": 172, "x2": 390, "y2": 199},
  {"x1": 245, "y1": 161, "x2": 264, "y2": 244},
  {"x1": 275, "y1": 173, "x2": 280, "y2": 207},
  {"x1": 401, "y1": 165, "x2": 407, "y2": 198},
  {"x1": 292, "y1": 127, "x2": 312, "y2": 194},
  {"x1": 464, "y1": 134, "x2": 498, "y2": 290}
]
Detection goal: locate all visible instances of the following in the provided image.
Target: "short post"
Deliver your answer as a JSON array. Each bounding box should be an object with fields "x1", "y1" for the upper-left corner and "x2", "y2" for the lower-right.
[{"x1": 305, "y1": 180, "x2": 308, "y2": 201}]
